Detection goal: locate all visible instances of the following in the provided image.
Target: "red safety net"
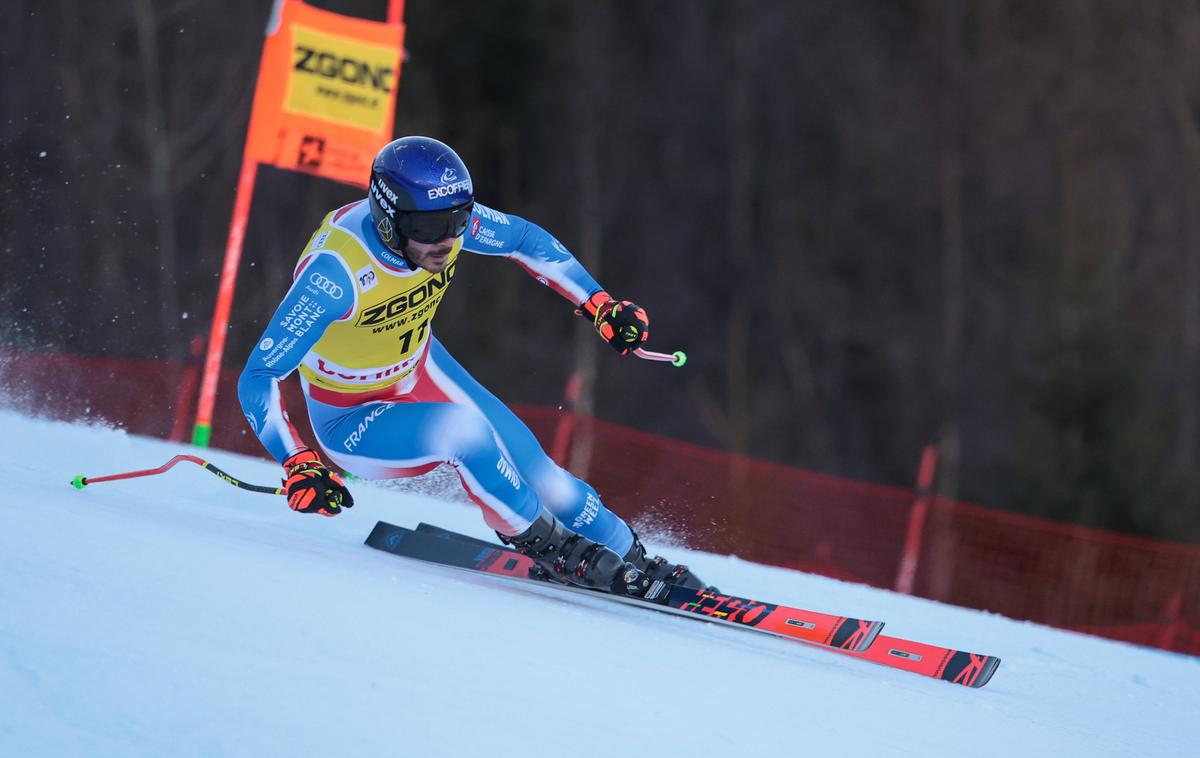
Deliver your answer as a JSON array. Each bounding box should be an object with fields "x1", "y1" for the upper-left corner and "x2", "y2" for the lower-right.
[
  {"x1": 516, "y1": 407, "x2": 916, "y2": 586},
  {"x1": 2, "y1": 348, "x2": 1196, "y2": 655}
]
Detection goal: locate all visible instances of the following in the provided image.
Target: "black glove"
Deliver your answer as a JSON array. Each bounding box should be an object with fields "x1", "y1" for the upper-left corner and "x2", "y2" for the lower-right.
[
  {"x1": 282, "y1": 448, "x2": 354, "y2": 517},
  {"x1": 579, "y1": 291, "x2": 650, "y2": 356}
]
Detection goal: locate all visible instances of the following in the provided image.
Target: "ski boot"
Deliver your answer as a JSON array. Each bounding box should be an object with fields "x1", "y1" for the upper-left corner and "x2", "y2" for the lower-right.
[
  {"x1": 502, "y1": 509, "x2": 649, "y2": 595},
  {"x1": 623, "y1": 531, "x2": 712, "y2": 591}
]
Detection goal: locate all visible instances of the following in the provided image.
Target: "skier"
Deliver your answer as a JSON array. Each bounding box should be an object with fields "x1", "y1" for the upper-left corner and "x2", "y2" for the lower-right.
[{"x1": 238, "y1": 136, "x2": 706, "y2": 594}]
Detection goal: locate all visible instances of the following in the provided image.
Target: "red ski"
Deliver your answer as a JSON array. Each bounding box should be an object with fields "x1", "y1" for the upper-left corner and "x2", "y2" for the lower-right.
[
  {"x1": 366, "y1": 521, "x2": 1000, "y2": 687},
  {"x1": 366, "y1": 521, "x2": 882, "y2": 653},
  {"x1": 825, "y1": 632, "x2": 999, "y2": 687}
]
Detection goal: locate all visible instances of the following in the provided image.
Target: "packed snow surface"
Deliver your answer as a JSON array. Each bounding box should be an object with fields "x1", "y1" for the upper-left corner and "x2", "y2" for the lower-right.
[{"x1": 1, "y1": 409, "x2": 1197, "y2": 757}]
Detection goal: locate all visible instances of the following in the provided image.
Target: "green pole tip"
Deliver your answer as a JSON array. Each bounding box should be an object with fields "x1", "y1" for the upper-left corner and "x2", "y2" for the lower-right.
[
  {"x1": 671, "y1": 350, "x2": 688, "y2": 367},
  {"x1": 191, "y1": 423, "x2": 212, "y2": 448},
  {"x1": 71, "y1": 475, "x2": 87, "y2": 490}
]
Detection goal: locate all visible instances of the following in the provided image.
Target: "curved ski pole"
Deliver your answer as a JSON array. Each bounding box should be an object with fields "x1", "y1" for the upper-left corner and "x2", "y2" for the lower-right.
[
  {"x1": 72, "y1": 454, "x2": 284, "y2": 495},
  {"x1": 633, "y1": 347, "x2": 687, "y2": 367}
]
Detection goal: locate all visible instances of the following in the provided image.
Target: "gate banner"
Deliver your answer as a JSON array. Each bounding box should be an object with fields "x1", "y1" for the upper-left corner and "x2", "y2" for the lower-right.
[{"x1": 244, "y1": 0, "x2": 405, "y2": 187}]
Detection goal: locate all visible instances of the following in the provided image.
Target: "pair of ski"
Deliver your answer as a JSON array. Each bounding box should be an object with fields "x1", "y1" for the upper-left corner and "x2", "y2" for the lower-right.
[{"x1": 365, "y1": 521, "x2": 1001, "y2": 688}]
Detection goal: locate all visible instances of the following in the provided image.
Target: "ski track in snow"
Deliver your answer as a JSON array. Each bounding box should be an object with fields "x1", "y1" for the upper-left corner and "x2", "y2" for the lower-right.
[{"x1": 0, "y1": 409, "x2": 1197, "y2": 757}]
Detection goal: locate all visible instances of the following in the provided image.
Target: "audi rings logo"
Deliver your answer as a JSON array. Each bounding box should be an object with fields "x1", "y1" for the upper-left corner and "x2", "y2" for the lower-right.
[{"x1": 309, "y1": 273, "x2": 344, "y2": 299}]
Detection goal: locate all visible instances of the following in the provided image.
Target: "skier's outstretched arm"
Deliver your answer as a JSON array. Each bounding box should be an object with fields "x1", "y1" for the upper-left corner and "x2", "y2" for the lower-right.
[
  {"x1": 237, "y1": 252, "x2": 355, "y2": 516},
  {"x1": 460, "y1": 203, "x2": 650, "y2": 355}
]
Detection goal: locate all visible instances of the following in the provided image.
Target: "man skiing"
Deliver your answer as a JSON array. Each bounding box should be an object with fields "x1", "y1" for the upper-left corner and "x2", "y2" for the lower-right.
[{"x1": 238, "y1": 136, "x2": 705, "y2": 594}]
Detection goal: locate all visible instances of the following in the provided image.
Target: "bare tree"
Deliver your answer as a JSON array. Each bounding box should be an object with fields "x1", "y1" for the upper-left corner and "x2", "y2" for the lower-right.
[
  {"x1": 935, "y1": 0, "x2": 967, "y2": 502},
  {"x1": 1161, "y1": 2, "x2": 1200, "y2": 483},
  {"x1": 132, "y1": 0, "x2": 182, "y2": 352},
  {"x1": 566, "y1": 2, "x2": 611, "y2": 478}
]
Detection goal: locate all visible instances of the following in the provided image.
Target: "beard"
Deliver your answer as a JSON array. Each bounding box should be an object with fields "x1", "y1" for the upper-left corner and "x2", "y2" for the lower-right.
[
  {"x1": 405, "y1": 241, "x2": 454, "y2": 272},
  {"x1": 408, "y1": 243, "x2": 453, "y2": 260}
]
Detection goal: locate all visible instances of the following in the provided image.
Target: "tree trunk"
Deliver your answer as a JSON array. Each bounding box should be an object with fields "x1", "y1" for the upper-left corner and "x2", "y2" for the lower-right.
[
  {"x1": 936, "y1": 0, "x2": 967, "y2": 502},
  {"x1": 725, "y1": 0, "x2": 755, "y2": 460},
  {"x1": 1162, "y1": 5, "x2": 1200, "y2": 480},
  {"x1": 133, "y1": 0, "x2": 181, "y2": 357},
  {"x1": 567, "y1": 3, "x2": 608, "y2": 479}
]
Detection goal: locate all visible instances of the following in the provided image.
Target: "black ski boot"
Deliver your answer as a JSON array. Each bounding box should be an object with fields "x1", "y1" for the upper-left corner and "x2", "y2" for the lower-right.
[
  {"x1": 623, "y1": 531, "x2": 712, "y2": 591},
  {"x1": 502, "y1": 510, "x2": 649, "y2": 594}
]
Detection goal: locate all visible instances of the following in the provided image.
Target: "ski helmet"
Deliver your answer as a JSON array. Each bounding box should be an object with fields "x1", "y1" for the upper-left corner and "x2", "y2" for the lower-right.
[{"x1": 368, "y1": 136, "x2": 475, "y2": 253}]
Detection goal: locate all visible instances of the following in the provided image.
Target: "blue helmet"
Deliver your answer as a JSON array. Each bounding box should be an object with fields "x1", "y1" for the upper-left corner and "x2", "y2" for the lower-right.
[{"x1": 368, "y1": 136, "x2": 474, "y2": 252}]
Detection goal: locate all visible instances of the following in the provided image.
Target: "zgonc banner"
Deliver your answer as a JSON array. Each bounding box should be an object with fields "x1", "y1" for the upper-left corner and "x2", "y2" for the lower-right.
[
  {"x1": 192, "y1": 0, "x2": 405, "y2": 447},
  {"x1": 246, "y1": 0, "x2": 405, "y2": 186}
]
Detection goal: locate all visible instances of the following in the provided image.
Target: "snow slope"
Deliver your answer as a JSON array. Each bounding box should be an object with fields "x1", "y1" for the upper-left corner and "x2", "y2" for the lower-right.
[{"x1": 1, "y1": 409, "x2": 1197, "y2": 758}]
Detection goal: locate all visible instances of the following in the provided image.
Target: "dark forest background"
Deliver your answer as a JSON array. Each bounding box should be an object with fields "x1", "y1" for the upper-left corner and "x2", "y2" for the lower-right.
[{"x1": 2, "y1": 0, "x2": 1199, "y2": 543}]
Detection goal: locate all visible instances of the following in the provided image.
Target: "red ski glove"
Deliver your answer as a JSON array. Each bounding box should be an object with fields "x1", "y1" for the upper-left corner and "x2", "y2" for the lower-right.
[
  {"x1": 579, "y1": 291, "x2": 650, "y2": 356},
  {"x1": 282, "y1": 449, "x2": 354, "y2": 517}
]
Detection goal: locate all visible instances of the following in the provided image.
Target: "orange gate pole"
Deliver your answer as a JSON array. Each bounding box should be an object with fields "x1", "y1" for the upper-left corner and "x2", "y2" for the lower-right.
[
  {"x1": 191, "y1": 158, "x2": 259, "y2": 447},
  {"x1": 387, "y1": 0, "x2": 406, "y2": 25},
  {"x1": 895, "y1": 444, "x2": 939, "y2": 594}
]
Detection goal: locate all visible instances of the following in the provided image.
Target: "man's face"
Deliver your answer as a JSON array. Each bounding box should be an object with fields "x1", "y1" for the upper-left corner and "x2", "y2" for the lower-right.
[{"x1": 404, "y1": 236, "x2": 456, "y2": 273}]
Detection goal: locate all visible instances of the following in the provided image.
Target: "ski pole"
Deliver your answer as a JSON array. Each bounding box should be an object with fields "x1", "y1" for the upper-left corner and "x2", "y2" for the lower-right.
[
  {"x1": 72, "y1": 455, "x2": 284, "y2": 495},
  {"x1": 633, "y1": 347, "x2": 687, "y2": 367}
]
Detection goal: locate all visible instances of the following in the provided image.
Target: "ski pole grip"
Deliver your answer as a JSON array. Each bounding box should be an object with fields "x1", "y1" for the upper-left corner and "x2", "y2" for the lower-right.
[{"x1": 633, "y1": 348, "x2": 687, "y2": 367}]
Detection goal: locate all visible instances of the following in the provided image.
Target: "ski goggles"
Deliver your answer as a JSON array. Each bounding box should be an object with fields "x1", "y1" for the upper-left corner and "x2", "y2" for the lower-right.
[{"x1": 397, "y1": 201, "x2": 475, "y2": 244}]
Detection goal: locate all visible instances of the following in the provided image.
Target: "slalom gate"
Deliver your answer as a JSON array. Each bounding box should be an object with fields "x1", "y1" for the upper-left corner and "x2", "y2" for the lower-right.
[{"x1": 4, "y1": 348, "x2": 1196, "y2": 656}]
